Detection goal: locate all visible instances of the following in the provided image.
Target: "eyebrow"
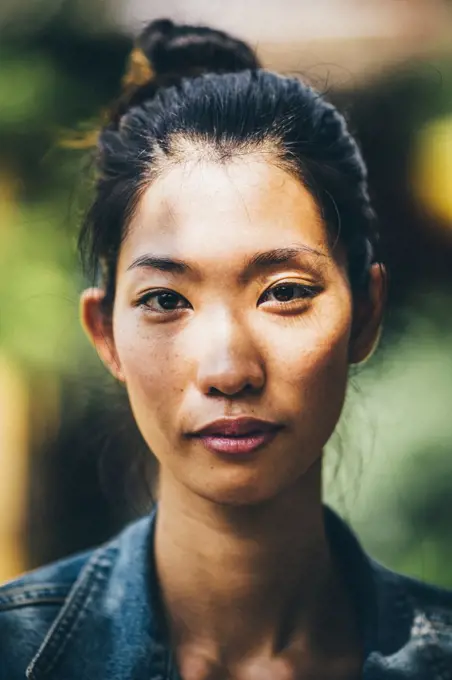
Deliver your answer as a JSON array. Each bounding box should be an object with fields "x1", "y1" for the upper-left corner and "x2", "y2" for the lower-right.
[{"x1": 127, "y1": 245, "x2": 328, "y2": 281}]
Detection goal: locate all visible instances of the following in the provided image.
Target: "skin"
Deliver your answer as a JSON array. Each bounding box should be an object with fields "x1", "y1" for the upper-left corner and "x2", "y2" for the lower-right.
[{"x1": 82, "y1": 151, "x2": 384, "y2": 679}]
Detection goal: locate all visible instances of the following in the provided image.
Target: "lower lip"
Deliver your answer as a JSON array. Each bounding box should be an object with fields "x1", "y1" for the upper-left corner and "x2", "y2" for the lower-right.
[{"x1": 194, "y1": 430, "x2": 280, "y2": 455}]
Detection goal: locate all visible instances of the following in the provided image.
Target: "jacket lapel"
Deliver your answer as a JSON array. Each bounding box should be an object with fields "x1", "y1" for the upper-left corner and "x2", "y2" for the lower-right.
[{"x1": 26, "y1": 511, "x2": 170, "y2": 680}]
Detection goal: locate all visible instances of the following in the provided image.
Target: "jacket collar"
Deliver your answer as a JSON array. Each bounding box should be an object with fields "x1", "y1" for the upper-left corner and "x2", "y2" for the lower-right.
[
  {"x1": 26, "y1": 509, "x2": 170, "y2": 680},
  {"x1": 26, "y1": 506, "x2": 415, "y2": 680}
]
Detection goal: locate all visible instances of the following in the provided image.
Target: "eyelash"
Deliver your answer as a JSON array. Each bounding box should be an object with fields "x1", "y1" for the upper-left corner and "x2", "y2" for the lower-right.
[{"x1": 136, "y1": 282, "x2": 321, "y2": 315}]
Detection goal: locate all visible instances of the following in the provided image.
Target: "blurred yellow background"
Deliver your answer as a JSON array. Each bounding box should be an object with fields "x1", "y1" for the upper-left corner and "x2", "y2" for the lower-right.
[{"x1": 1, "y1": 0, "x2": 452, "y2": 585}]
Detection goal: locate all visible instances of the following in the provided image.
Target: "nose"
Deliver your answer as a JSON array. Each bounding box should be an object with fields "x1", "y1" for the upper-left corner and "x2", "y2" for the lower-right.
[{"x1": 194, "y1": 310, "x2": 265, "y2": 397}]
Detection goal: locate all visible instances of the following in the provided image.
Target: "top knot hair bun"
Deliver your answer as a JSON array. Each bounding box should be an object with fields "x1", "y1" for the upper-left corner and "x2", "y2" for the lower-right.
[
  {"x1": 137, "y1": 18, "x2": 261, "y2": 78},
  {"x1": 111, "y1": 18, "x2": 261, "y2": 125}
]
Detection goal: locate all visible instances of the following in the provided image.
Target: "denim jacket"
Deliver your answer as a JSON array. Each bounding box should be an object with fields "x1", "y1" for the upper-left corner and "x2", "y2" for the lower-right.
[{"x1": 1, "y1": 506, "x2": 452, "y2": 680}]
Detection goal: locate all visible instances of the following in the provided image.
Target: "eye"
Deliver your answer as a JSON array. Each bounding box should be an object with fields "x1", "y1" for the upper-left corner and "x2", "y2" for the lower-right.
[
  {"x1": 259, "y1": 282, "x2": 321, "y2": 306},
  {"x1": 136, "y1": 283, "x2": 320, "y2": 315},
  {"x1": 137, "y1": 289, "x2": 190, "y2": 313}
]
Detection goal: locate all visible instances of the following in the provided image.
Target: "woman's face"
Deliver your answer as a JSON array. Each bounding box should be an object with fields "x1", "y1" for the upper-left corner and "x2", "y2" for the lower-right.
[{"x1": 84, "y1": 154, "x2": 371, "y2": 506}]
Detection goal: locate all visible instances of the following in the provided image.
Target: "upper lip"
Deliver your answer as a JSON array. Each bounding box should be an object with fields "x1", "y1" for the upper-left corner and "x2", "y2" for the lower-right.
[{"x1": 191, "y1": 417, "x2": 282, "y2": 437}]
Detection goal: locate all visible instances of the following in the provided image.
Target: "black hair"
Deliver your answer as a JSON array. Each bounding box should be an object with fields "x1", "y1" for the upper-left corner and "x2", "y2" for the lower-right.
[{"x1": 79, "y1": 18, "x2": 380, "y2": 309}]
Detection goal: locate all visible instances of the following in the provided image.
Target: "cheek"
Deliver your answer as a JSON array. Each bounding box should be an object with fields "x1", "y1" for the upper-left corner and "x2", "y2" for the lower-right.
[
  {"x1": 270, "y1": 295, "x2": 350, "y2": 379},
  {"x1": 300, "y1": 333, "x2": 350, "y2": 419},
  {"x1": 266, "y1": 299, "x2": 351, "y2": 437},
  {"x1": 112, "y1": 314, "x2": 185, "y2": 438}
]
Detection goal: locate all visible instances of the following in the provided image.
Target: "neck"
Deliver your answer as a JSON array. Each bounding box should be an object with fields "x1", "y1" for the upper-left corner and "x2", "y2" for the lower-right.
[{"x1": 154, "y1": 461, "x2": 359, "y2": 673}]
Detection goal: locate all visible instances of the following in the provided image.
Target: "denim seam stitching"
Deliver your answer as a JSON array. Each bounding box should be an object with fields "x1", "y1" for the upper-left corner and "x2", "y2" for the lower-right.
[
  {"x1": 25, "y1": 549, "x2": 116, "y2": 680},
  {"x1": 0, "y1": 582, "x2": 72, "y2": 595},
  {"x1": 0, "y1": 585, "x2": 71, "y2": 609},
  {"x1": 0, "y1": 597, "x2": 67, "y2": 612}
]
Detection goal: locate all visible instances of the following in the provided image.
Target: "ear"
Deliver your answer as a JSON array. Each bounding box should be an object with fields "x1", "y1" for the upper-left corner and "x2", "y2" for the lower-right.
[
  {"x1": 349, "y1": 263, "x2": 386, "y2": 365},
  {"x1": 80, "y1": 288, "x2": 125, "y2": 382}
]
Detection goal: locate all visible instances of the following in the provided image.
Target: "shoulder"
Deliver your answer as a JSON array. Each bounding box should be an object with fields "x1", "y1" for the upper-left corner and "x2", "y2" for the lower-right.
[
  {"x1": 369, "y1": 558, "x2": 452, "y2": 676},
  {"x1": 394, "y1": 566, "x2": 452, "y2": 641},
  {"x1": 0, "y1": 549, "x2": 93, "y2": 680},
  {"x1": 0, "y1": 514, "x2": 154, "y2": 680},
  {"x1": 373, "y1": 557, "x2": 452, "y2": 620}
]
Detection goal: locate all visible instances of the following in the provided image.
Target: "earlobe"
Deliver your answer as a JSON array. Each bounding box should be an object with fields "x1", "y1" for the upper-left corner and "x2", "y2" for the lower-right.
[
  {"x1": 349, "y1": 263, "x2": 386, "y2": 366},
  {"x1": 350, "y1": 323, "x2": 383, "y2": 366},
  {"x1": 80, "y1": 288, "x2": 125, "y2": 382}
]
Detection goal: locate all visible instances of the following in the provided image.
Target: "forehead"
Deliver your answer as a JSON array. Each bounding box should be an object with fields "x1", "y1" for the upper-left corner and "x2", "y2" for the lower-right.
[{"x1": 122, "y1": 156, "x2": 330, "y2": 264}]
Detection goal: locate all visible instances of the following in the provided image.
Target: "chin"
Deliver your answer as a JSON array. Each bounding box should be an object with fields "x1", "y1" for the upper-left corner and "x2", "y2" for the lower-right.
[
  {"x1": 191, "y1": 472, "x2": 286, "y2": 507},
  {"x1": 199, "y1": 489, "x2": 274, "y2": 507}
]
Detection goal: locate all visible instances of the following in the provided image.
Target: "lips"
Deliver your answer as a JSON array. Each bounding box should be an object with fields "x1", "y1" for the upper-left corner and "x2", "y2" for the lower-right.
[
  {"x1": 191, "y1": 417, "x2": 282, "y2": 438},
  {"x1": 197, "y1": 431, "x2": 279, "y2": 455}
]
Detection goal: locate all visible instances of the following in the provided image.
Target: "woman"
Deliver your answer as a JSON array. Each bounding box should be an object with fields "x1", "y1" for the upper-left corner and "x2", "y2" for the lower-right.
[{"x1": 1, "y1": 18, "x2": 451, "y2": 680}]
